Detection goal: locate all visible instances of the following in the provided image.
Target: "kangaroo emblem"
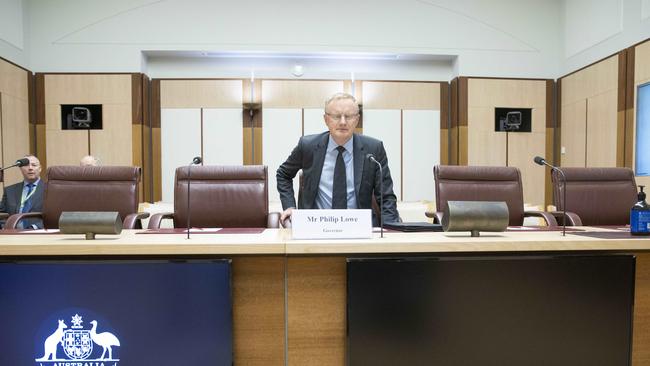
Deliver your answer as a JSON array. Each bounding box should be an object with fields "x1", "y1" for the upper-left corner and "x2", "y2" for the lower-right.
[
  {"x1": 36, "y1": 319, "x2": 67, "y2": 361},
  {"x1": 89, "y1": 320, "x2": 120, "y2": 360}
]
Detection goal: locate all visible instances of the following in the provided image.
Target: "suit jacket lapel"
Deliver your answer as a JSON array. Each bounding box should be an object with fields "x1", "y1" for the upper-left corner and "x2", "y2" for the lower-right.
[
  {"x1": 353, "y1": 134, "x2": 365, "y2": 198},
  {"x1": 309, "y1": 133, "x2": 329, "y2": 203}
]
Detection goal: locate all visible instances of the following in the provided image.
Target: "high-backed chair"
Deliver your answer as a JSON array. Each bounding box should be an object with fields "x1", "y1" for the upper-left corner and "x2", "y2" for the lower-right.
[
  {"x1": 148, "y1": 165, "x2": 280, "y2": 228},
  {"x1": 551, "y1": 167, "x2": 638, "y2": 226},
  {"x1": 5, "y1": 166, "x2": 148, "y2": 229},
  {"x1": 428, "y1": 165, "x2": 557, "y2": 226}
]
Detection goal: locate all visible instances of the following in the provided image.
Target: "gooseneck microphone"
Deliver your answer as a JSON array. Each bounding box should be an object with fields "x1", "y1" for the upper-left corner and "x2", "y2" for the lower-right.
[
  {"x1": 1, "y1": 158, "x2": 30, "y2": 172},
  {"x1": 366, "y1": 154, "x2": 384, "y2": 238},
  {"x1": 534, "y1": 156, "x2": 567, "y2": 236},
  {"x1": 186, "y1": 156, "x2": 202, "y2": 239}
]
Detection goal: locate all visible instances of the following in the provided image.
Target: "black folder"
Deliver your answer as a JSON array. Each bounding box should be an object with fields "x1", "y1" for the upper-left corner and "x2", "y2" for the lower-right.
[{"x1": 384, "y1": 222, "x2": 443, "y2": 232}]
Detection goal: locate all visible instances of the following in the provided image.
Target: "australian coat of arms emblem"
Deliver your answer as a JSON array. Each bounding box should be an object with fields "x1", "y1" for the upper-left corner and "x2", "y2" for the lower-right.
[{"x1": 35, "y1": 314, "x2": 120, "y2": 365}]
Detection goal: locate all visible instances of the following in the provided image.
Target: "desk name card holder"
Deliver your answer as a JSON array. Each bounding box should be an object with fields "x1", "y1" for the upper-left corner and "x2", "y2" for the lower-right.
[
  {"x1": 59, "y1": 211, "x2": 122, "y2": 240},
  {"x1": 442, "y1": 201, "x2": 509, "y2": 237},
  {"x1": 291, "y1": 209, "x2": 372, "y2": 239}
]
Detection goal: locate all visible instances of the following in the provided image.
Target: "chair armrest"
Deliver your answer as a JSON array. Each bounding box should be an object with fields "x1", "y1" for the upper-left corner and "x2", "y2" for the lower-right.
[
  {"x1": 267, "y1": 212, "x2": 281, "y2": 228},
  {"x1": 425, "y1": 210, "x2": 443, "y2": 224},
  {"x1": 524, "y1": 211, "x2": 558, "y2": 227},
  {"x1": 548, "y1": 211, "x2": 582, "y2": 226},
  {"x1": 147, "y1": 212, "x2": 174, "y2": 229},
  {"x1": 123, "y1": 212, "x2": 151, "y2": 229},
  {"x1": 4, "y1": 212, "x2": 43, "y2": 229}
]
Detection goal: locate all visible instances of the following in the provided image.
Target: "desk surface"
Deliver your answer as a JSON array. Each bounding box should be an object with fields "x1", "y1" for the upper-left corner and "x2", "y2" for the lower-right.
[{"x1": 1, "y1": 227, "x2": 650, "y2": 256}]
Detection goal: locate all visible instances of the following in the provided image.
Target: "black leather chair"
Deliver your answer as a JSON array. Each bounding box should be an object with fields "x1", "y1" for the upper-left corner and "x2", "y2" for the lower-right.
[
  {"x1": 427, "y1": 165, "x2": 557, "y2": 226},
  {"x1": 148, "y1": 165, "x2": 280, "y2": 228},
  {"x1": 5, "y1": 166, "x2": 149, "y2": 229},
  {"x1": 551, "y1": 167, "x2": 638, "y2": 226}
]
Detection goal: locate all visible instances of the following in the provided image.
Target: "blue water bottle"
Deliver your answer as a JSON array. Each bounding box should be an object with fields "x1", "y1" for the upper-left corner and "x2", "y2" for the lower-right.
[{"x1": 631, "y1": 185, "x2": 650, "y2": 235}]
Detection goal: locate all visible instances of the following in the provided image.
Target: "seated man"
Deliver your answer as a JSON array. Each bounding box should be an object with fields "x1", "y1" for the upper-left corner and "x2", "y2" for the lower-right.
[
  {"x1": 277, "y1": 92, "x2": 399, "y2": 227},
  {"x1": 0, "y1": 155, "x2": 44, "y2": 229}
]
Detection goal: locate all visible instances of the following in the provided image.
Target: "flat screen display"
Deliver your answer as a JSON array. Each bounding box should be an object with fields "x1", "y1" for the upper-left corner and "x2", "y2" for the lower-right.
[
  {"x1": 0, "y1": 260, "x2": 232, "y2": 365},
  {"x1": 347, "y1": 255, "x2": 635, "y2": 366}
]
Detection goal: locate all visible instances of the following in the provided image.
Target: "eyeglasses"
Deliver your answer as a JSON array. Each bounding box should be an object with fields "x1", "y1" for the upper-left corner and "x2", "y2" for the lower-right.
[{"x1": 326, "y1": 113, "x2": 360, "y2": 122}]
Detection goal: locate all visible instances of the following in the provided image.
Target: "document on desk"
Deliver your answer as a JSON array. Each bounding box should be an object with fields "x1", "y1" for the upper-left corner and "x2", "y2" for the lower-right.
[{"x1": 291, "y1": 209, "x2": 372, "y2": 239}]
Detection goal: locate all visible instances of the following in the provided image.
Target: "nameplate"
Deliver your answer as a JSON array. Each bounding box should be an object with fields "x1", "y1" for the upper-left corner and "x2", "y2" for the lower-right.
[{"x1": 291, "y1": 209, "x2": 372, "y2": 239}]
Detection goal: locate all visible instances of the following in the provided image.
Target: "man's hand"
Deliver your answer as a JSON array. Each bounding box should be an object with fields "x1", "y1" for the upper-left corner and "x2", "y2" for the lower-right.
[{"x1": 280, "y1": 207, "x2": 294, "y2": 227}]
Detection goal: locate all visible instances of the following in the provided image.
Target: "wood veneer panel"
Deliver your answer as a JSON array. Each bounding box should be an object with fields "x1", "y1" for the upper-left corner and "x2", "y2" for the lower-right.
[
  {"x1": 89, "y1": 105, "x2": 132, "y2": 166},
  {"x1": 160, "y1": 79, "x2": 243, "y2": 108},
  {"x1": 152, "y1": 127, "x2": 162, "y2": 202},
  {"x1": 232, "y1": 257, "x2": 285, "y2": 366},
  {"x1": 1, "y1": 94, "x2": 30, "y2": 185},
  {"x1": 0, "y1": 58, "x2": 28, "y2": 101},
  {"x1": 287, "y1": 257, "x2": 346, "y2": 366},
  {"x1": 263, "y1": 80, "x2": 344, "y2": 108},
  {"x1": 586, "y1": 90, "x2": 618, "y2": 167},
  {"x1": 362, "y1": 81, "x2": 440, "y2": 110},
  {"x1": 560, "y1": 100, "x2": 587, "y2": 167}
]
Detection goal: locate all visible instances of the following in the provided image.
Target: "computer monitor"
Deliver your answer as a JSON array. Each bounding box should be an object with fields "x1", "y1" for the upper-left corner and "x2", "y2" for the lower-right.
[
  {"x1": 0, "y1": 260, "x2": 232, "y2": 365},
  {"x1": 347, "y1": 255, "x2": 634, "y2": 366}
]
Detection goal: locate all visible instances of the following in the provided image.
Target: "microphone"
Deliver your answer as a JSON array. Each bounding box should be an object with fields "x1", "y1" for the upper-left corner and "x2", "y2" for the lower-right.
[
  {"x1": 186, "y1": 156, "x2": 202, "y2": 239},
  {"x1": 533, "y1": 156, "x2": 567, "y2": 236},
  {"x1": 1, "y1": 158, "x2": 30, "y2": 172},
  {"x1": 366, "y1": 153, "x2": 384, "y2": 238}
]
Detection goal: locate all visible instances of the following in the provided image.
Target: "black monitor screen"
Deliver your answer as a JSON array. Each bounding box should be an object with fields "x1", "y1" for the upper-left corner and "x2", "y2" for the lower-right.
[
  {"x1": 0, "y1": 260, "x2": 232, "y2": 365},
  {"x1": 347, "y1": 255, "x2": 635, "y2": 366}
]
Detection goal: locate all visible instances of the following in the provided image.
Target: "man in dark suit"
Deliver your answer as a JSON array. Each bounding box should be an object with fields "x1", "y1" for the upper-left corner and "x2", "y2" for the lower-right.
[
  {"x1": 0, "y1": 155, "x2": 44, "y2": 229},
  {"x1": 277, "y1": 92, "x2": 399, "y2": 227}
]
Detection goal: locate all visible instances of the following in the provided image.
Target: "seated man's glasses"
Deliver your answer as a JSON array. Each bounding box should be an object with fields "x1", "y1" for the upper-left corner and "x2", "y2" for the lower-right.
[{"x1": 326, "y1": 113, "x2": 360, "y2": 122}]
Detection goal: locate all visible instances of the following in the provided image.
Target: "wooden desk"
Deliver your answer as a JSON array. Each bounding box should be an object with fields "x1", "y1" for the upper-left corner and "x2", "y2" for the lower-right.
[{"x1": 1, "y1": 228, "x2": 649, "y2": 365}]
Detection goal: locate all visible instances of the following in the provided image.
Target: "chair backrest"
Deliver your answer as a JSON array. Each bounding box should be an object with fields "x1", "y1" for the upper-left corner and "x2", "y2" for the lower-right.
[
  {"x1": 174, "y1": 165, "x2": 269, "y2": 228},
  {"x1": 552, "y1": 167, "x2": 637, "y2": 226},
  {"x1": 43, "y1": 166, "x2": 141, "y2": 229},
  {"x1": 434, "y1": 165, "x2": 525, "y2": 226}
]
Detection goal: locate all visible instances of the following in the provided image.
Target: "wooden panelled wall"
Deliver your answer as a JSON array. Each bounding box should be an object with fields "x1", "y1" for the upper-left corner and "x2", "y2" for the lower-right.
[
  {"x1": 35, "y1": 73, "x2": 148, "y2": 201},
  {"x1": 152, "y1": 79, "x2": 447, "y2": 203},
  {"x1": 453, "y1": 77, "x2": 553, "y2": 208},
  {"x1": 0, "y1": 58, "x2": 32, "y2": 188}
]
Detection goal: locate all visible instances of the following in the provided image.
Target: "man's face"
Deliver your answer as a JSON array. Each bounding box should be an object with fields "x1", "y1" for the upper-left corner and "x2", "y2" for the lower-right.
[
  {"x1": 324, "y1": 98, "x2": 360, "y2": 145},
  {"x1": 20, "y1": 156, "x2": 41, "y2": 183}
]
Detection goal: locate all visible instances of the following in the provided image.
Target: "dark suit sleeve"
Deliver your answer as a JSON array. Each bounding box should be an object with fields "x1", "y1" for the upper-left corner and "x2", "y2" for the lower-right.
[
  {"x1": 276, "y1": 137, "x2": 304, "y2": 210},
  {"x1": 0, "y1": 190, "x2": 7, "y2": 213},
  {"x1": 373, "y1": 142, "x2": 400, "y2": 223}
]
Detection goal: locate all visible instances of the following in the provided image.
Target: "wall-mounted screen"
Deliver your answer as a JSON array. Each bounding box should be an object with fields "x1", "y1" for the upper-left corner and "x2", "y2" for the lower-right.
[
  {"x1": 0, "y1": 260, "x2": 232, "y2": 365},
  {"x1": 636, "y1": 83, "x2": 650, "y2": 176},
  {"x1": 347, "y1": 255, "x2": 634, "y2": 366},
  {"x1": 494, "y1": 107, "x2": 532, "y2": 132},
  {"x1": 61, "y1": 104, "x2": 103, "y2": 130}
]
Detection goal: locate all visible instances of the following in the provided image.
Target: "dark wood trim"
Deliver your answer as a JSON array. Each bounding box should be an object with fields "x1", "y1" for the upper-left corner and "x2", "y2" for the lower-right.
[
  {"x1": 450, "y1": 77, "x2": 459, "y2": 165},
  {"x1": 131, "y1": 74, "x2": 143, "y2": 125},
  {"x1": 0, "y1": 55, "x2": 31, "y2": 73},
  {"x1": 400, "y1": 109, "x2": 404, "y2": 199},
  {"x1": 35, "y1": 73, "x2": 45, "y2": 125},
  {"x1": 151, "y1": 79, "x2": 161, "y2": 128},
  {"x1": 440, "y1": 82, "x2": 450, "y2": 165},
  {"x1": 546, "y1": 80, "x2": 555, "y2": 129},
  {"x1": 458, "y1": 77, "x2": 468, "y2": 127},
  {"x1": 28, "y1": 72, "x2": 36, "y2": 154},
  {"x1": 555, "y1": 79, "x2": 562, "y2": 165},
  {"x1": 617, "y1": 51, "x2": 628, "y2": 167},
  {"x1": 625, "y1": 46, "x2": 636, "y2": 168}
]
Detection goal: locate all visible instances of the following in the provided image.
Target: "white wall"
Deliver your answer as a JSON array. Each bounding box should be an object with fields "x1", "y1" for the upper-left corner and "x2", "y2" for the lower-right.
[
  {"x1": 18, "y1": 0, "x2": 561, "y2": 78},
  {"x1": 562, "y1": 0, "x2": 650, "y2": 75},
  {"x1": 0, "y1": 0, "x2": 28, "y2": 67}
]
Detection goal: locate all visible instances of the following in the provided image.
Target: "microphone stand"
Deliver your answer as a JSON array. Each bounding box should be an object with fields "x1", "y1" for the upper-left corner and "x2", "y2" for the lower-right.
[
  {"x1": 186, "y1": 157, "x2": 202, "y2": 239},
  {"x1": 536, "y1": 158, "x2": 567, "y2": 236},
  {"x1": 367, "y1": 155, "x2": 384, "y2": 238}
]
